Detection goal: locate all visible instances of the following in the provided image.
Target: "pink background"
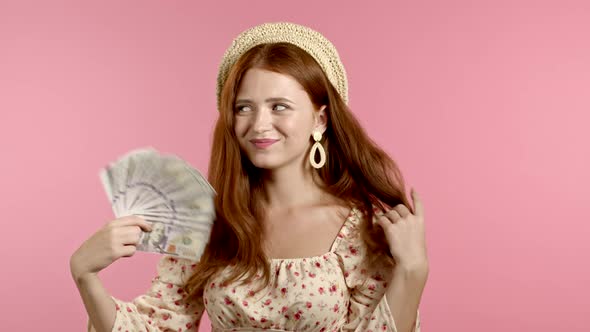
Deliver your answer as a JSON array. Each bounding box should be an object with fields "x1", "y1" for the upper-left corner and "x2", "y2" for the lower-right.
[{"x1": 1, "y1": 0, "x2": 588, "y2": 331}]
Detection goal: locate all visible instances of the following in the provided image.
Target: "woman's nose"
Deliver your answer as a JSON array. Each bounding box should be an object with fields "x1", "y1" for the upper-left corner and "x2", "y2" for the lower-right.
[{"x1": 252, "y1": 109, "x2": 273, "y2": 132}]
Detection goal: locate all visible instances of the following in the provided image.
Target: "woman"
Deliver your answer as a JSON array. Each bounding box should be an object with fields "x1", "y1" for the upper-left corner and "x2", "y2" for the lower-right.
[{"x1": 71, "y1": 22, "x2": 429, "y2": 332}]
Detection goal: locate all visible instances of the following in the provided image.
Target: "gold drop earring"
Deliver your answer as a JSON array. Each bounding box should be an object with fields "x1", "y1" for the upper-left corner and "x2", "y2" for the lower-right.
[{"x1": 309, "y1": 130, "x2": 326, "y2": 169}]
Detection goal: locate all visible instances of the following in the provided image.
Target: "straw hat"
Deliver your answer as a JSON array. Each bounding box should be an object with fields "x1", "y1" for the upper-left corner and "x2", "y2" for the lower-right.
[{"x1": 216, "y1": 22, "x2": 349, "y2": 111}]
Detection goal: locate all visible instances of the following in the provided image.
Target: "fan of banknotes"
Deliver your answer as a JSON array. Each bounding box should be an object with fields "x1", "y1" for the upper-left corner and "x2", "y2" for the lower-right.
[{"x1": 98, "y1": 147, "x2": 216, "y2": 261}]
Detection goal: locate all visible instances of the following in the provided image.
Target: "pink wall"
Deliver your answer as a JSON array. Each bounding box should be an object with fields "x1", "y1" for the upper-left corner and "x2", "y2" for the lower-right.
[{"x1": 1, "y1": 1, "x2": 588, "y2": 331}]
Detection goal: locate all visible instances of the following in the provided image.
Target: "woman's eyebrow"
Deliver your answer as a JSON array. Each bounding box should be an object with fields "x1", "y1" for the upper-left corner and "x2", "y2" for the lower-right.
[{"x1": 235, "y1": 97, "x2": 295, "y2": 104}]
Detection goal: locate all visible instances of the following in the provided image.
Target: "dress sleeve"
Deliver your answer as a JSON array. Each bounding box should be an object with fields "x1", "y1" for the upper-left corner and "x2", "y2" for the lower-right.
[
  {"x1": 335, "y1": 209, "x2": 421, "y2": 332},
  {"x1": 87, "y1": 256, "x2": 205, "y2": 332}
]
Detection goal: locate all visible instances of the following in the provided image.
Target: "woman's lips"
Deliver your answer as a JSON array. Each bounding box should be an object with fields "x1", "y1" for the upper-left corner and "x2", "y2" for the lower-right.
[{"x1": 250, "y1": 139, "x2": 279, "y2": 148}]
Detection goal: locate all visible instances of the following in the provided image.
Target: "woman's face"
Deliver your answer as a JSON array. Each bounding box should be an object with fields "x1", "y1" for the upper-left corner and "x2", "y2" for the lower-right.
[{"x1": 233, "y1": 68, "x2": 326, "y2": 170}]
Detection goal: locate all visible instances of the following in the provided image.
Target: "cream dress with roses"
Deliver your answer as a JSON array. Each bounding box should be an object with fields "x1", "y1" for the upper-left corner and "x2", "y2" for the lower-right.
[{"x1": 88, "y1": 207, "x2": 420, "y2": 332}]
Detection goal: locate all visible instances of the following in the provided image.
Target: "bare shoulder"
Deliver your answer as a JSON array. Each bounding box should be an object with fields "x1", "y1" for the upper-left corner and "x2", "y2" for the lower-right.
[{"x1": 318, "y1": 196, "x2": 354, "y2": 226}]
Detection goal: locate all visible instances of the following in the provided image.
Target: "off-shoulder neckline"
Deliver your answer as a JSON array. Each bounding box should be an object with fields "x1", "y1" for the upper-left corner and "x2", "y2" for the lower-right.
[{"x1": 268, "y1": 205, "x2": 360, "y2": 263}]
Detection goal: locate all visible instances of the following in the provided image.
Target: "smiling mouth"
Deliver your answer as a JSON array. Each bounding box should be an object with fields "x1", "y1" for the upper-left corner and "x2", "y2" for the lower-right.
[{"x1": 250, "y1": 139, "x2": 279, "y2": 148}]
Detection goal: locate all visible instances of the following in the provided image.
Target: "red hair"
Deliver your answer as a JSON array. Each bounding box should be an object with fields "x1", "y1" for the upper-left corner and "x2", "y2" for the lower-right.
[{"x1": 185, "y1": 42, "x2": 413, "y2": 300}]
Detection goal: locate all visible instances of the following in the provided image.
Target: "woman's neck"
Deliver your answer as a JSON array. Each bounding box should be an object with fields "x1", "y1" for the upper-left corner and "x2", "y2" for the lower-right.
[{"x1": 259, "y1": 163, "x2": 327, "y2": 212}]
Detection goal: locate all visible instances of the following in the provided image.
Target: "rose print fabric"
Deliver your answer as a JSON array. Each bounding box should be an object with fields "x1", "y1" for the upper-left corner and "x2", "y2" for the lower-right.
[
  {"x1": 88, "y1": 207, "x2": 421, "y2": 332},
  {"x1": 86, "y1": 255, "x2": 205, "y2": 332}
]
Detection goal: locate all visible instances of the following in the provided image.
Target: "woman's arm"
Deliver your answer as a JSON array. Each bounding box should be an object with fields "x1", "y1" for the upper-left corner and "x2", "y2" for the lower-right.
[
  {"x1": 70, "y1": 216, "x2": 153, "y2": 331},
  {"x1": 78, "y1": 256, "x2": 206, "y2": 332},
  {"x1": 385, "y1": 263, "x2": 428, "y2": 332},
  {"x1": 73, "y1": 272, "x2": 116, "y2": 332}
]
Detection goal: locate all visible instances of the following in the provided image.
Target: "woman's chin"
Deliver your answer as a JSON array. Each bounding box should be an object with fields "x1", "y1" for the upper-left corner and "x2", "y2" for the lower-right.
[
  {"x1": 251, "y1": 162, "x2": 277, "y2": 170},
  {"x1": 249, "y1": 158, "x2": 281, "y2": 170}
]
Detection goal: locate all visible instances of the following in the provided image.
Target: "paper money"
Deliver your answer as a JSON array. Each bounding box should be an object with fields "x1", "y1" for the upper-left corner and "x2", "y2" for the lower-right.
[{"x1": 99, "y1": 147, "x2": 216, "y2": 261}]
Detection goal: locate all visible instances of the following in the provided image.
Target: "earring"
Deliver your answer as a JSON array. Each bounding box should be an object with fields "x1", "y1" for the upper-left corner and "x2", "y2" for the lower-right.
[{"x1": 309, "y1": 130, "x2": 326, "y2": 169}]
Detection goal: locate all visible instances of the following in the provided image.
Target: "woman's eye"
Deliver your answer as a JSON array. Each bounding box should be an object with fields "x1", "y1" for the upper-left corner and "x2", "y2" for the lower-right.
[
  {"x1": 274, "y1": 104, "x2": 288, "y2": 111},
  {"x1": 235, "y1": 105, "x2": 251, "y2": 113},
  {"x1": 235, "y1": 104, "x2": 288, "y2": 113}
]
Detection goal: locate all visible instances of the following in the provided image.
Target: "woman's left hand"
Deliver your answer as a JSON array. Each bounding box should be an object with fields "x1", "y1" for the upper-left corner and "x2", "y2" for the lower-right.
[{"x1": 374, "y1": 188, "x2": 429, "y2": 271}]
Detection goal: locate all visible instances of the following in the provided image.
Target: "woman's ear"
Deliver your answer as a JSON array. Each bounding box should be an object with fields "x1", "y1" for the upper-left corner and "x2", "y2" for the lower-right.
[{"x1": 315, "y1": 105, "x2": 328, "y2": 134}]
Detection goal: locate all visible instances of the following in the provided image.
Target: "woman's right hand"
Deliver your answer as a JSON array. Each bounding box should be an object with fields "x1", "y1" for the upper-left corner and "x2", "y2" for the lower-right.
[{"x1": 70, "y1": 215, "x2": 152, "y2": 282}]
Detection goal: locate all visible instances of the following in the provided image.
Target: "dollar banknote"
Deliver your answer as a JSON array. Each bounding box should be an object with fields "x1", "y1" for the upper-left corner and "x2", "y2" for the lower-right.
[{"x1": 99, "y1": 147, "x2": 216, "y2": 260}]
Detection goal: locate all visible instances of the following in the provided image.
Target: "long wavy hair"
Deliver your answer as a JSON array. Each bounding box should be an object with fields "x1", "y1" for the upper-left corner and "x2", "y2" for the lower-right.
[{"x1": 184, "y1": 42, "x2": 413, "y2": 301}]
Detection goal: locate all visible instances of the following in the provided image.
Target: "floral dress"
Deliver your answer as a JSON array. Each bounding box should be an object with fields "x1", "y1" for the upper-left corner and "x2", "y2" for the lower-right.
[{"x1": 88, "y1": 207, "x2": 421, "y2": 332}]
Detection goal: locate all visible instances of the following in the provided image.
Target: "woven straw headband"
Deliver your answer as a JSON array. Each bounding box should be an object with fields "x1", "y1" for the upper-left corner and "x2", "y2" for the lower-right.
[{"x1": 216, "y1": 22, "x2": 349, "y2": 111}]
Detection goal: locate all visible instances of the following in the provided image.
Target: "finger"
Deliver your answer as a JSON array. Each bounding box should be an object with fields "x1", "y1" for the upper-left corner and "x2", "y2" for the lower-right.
[
  {"x1": 119, "y1": 244, "x2": 138, "y2": 258},
  {"x1": 393, "y1": 204, "x2": 411, "y2": 218},
  {"x1": 374, "y1": 209, "x2": 385, "y2": 218},
  {"x1": 384, "y1": 209, "x2": 402, "y2": 223},
  {"x1": 119, "y1": 226, "x2": 144, "y2": 245},
  {"x1": 112, "y1": 216, "x2": 152, "y2": 231},
  {"x1": 411, "y1": 188, "x2": 424, "y2": 217},
  {"x1": 138, "y1": 221, "x2": 153, "y2": 232},
  {"x1": 372, "y1": 211, "x2": 383, "y2": 226},
  {"x1": 374, "y1": 215, "x2": 393, "y2": 231}
]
